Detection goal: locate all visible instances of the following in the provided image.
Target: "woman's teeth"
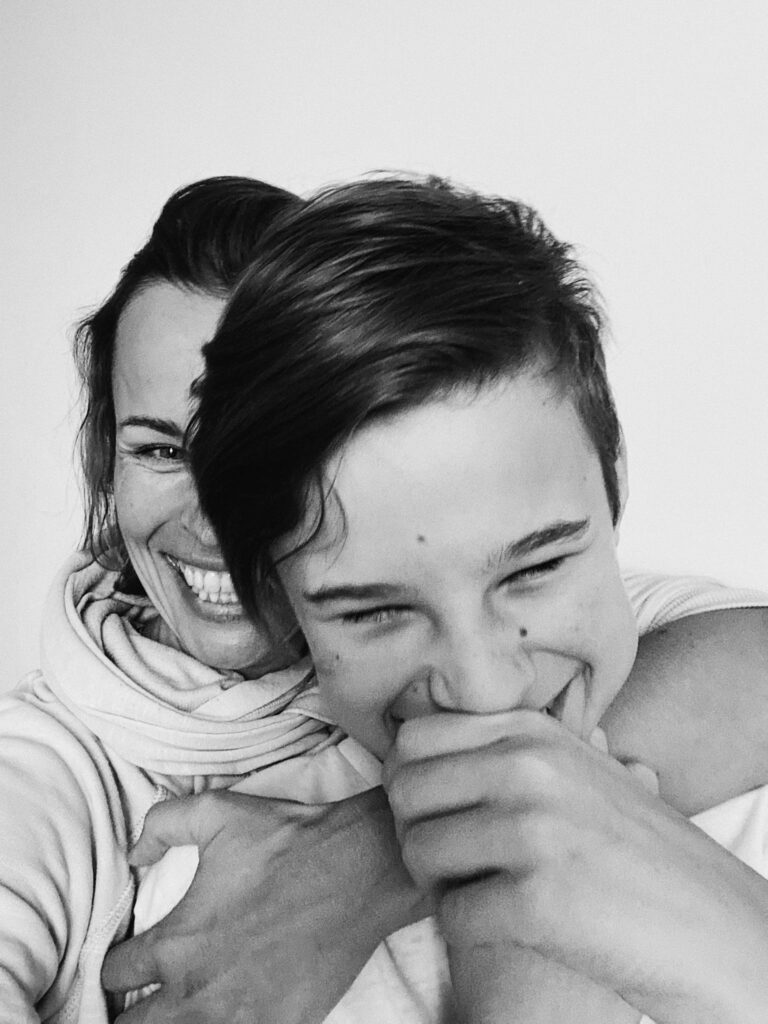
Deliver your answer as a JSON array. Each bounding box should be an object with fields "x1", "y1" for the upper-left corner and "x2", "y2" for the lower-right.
[{"x1": 174, "y1": 560, "x2": 241, "y2": 605}]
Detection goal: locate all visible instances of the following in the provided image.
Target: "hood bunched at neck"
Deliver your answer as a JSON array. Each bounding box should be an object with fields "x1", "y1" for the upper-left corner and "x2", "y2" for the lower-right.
[{"x1": 40, "y1": 552, "x2": 337, "y2": 776}]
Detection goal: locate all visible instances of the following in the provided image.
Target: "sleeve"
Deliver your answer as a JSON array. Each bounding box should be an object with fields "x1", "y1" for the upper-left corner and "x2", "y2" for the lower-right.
[
  {"x1": 0, "y1": 696, "x2": 111, "y2": 1023},
  {"x1": 621, "y1": 570, "x2": 768, "y2": 635}
]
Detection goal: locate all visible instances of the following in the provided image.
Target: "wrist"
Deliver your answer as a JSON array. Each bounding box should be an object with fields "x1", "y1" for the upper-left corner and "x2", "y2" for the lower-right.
[{"x1": 308, "y1": 788, "x2": 429, "y2": 942}]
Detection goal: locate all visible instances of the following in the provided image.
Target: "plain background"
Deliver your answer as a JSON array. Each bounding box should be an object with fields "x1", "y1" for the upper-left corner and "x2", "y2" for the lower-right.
[{"x1": 3, "y1": 1, "x2": 767, "y2": 690}]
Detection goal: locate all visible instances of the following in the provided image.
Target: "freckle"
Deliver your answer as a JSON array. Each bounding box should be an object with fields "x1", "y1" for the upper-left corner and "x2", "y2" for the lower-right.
[
  {"x1": 519, "y1": 627, "x2": 528, "y2": 638},
  {"x1": 416, "y1": 534, "x2": 427, "y2": 544}
]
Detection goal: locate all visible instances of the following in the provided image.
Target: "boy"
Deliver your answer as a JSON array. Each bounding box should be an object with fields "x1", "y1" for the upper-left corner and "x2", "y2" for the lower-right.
[{"x1": 181, "y1": 177, "x2": 768, "y2": 1021}]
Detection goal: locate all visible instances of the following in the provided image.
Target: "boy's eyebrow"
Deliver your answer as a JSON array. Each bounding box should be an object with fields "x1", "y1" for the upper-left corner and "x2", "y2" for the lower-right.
[
  {"x1": 485, "y1": 518, "x2": 590, "y2": 569},
  {"x1": 303, "y1": 519, "x2": 591, "y2": 605},
  {"x1": 117, "y1": 415, "x2": 183, "y2": 437},
  {"x1": 302, "y1": 582, "x2": 419, "y2": 606}
]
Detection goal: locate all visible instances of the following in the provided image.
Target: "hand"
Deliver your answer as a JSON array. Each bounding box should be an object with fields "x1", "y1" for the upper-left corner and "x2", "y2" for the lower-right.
[
  {"x1": 384, "y1": 710, "x2": 768, "y2": 1024},
  {"x1": 103, "y1": 788, "x2": 425, "y2": 1024}
]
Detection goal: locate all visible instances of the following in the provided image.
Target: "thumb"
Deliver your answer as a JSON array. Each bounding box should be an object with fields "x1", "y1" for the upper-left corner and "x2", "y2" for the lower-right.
[{"x1": 129, "y1": 792, "x2": 229, "y2": 866}]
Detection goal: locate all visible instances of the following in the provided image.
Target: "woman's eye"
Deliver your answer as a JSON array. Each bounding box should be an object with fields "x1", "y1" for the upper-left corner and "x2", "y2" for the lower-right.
[{"x1": 133, "y1": 444, "x2": 187, "y2": 465}]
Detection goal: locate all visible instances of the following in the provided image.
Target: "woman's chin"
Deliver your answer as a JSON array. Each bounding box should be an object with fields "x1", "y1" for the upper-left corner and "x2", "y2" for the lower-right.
[{"x1": 164, "y1": 588, "x2": 274, "y2": 673}]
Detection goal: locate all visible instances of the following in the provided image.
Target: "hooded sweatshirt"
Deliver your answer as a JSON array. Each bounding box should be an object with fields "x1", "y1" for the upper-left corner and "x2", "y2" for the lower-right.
[{"x1": 1, "y1": 555, "x2": 766, "y2": 1023}]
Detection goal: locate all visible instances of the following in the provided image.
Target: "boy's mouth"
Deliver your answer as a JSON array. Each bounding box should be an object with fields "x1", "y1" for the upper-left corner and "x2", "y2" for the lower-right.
[{"x1": 542, "y1": 671, "x2": 589, "y2": 738}]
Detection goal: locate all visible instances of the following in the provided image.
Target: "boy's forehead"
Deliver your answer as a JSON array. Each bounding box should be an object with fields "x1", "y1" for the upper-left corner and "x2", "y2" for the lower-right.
[{"x1": 283, "y1": 375, "x2": 610, "y2": 573}]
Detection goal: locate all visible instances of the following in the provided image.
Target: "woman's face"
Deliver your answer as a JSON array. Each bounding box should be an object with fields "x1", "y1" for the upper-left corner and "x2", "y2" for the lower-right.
[{"x1": 111, "y1": 281, "x2": 292, "y2": 674}]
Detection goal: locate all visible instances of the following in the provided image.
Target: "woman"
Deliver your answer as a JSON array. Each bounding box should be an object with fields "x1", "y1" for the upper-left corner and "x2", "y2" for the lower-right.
[
  {"x1": 0, "y1": 176, "x2": 389, "y2": 1023},
  {"x1": 184, "y1": 174, "x2": 768, "y2": 1023}
]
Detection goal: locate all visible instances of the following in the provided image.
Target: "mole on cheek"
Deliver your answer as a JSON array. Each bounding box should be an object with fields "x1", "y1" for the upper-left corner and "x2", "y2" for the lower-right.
[
  {"x1": 519, "y1": 627, "x2": 528, "y2": 638},
  {"x1": 416, "y1": 534, "x2": 427, "y2": 544}
]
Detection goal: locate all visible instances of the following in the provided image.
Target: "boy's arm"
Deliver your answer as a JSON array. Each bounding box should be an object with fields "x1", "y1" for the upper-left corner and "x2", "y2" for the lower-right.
[
  {"x1": 448, "y1": 944, "x2": 641, "y2": 1024},
  {"x1": 603, "y1": 607, "x2": 768, "y2": 815}
]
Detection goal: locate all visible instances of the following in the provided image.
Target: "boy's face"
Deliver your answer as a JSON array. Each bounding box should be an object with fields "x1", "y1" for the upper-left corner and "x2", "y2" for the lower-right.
[{"x1": 276, "y1": 374, "x2": 638, "y2": 759}]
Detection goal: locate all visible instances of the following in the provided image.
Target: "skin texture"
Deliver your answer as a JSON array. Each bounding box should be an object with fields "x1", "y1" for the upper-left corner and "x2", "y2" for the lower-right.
[
  {"x1": 103, "y1": 608, "x2": 768, "y2": 1024},
  {"x1": 276, "y1": 377, "x2": 638, "y2": 756},
  {"x1": 271, "y1": 376, "x2": 768, "y2": 1022},
  {"x1": 104, "y1": 788, "x2": 430, "y2": 1024},
  {"x1": 103, "y1": 358, "x2": 768, "y2": 1018},
  {"x1": 112, "y1": 281, "x2": 296, "y2": 675},
  {"x1": 384, "y1": 710, "x2": 768, "y2": 1023}
]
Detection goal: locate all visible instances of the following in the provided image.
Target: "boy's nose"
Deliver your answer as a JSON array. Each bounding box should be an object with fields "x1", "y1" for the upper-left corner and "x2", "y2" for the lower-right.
[
  {"x1": 427, "y1": 640, "x2": 536, "y2": 713},
  {"x1": 396, "y1": 625, "x2": 536, "y2": 718}
]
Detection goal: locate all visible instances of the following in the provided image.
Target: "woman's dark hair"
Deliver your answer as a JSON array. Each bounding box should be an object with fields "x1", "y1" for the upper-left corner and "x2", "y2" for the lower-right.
[
  {"x1": 190, "y1": 175, "x2": 622, "y2": 618},
  {"x1": 73, "y1": 175, "x2": 300, "y2": 566}
]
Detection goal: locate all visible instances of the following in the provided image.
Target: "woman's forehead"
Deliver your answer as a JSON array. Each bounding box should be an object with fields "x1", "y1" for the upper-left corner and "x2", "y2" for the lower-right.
[{"x1": 112, "y1": 283, "x2": 224, "y2": 413}]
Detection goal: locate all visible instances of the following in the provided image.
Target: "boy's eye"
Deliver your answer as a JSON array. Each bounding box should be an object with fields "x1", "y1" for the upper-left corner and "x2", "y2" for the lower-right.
[
  {"x1": 506, "y1": 556, "x2": 566, "y2": 584},
  {"x1": 342, "y1": 606, "x2": 407, "y2": 625}
]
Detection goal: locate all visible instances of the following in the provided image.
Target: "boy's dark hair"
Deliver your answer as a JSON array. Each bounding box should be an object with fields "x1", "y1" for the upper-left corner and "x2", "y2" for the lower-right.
[
  {"x1": 190, "y1": 175, "x2": 622, "y2": 618},
  {"x1": 73, "y1": 175, "x2": 300, "y2": 567}
]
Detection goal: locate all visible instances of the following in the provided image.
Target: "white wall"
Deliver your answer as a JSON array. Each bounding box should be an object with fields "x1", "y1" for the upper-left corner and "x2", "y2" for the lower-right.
[{"x1": 3, "y1": 0, "x2": 767, "y2": 688}]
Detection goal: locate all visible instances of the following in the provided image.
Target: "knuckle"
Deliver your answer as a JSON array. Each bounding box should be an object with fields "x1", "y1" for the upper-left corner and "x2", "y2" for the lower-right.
[
  {"x1": 508, "y1": 745, "x2": 560, "y2": 797},
  {"x1": 515, "y1": 807, "x2": 562, "y2": 866}
]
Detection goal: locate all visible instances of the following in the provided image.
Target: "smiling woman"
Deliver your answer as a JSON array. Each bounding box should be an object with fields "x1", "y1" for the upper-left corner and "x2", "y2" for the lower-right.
[
  {"x1": 0, "y1": 176, "x2": 388, "y2": 1023},
  {"x1": 110, "y1": 282, "x2": 290, "y2": 674}
]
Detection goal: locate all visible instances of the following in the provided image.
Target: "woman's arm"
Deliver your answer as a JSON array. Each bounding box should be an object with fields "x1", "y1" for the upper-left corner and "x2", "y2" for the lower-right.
[
  {"x1": 0, "y1": 695, "x2": 117, "y2": 1023},
  {"x1": 604, "y1": 608, "x2": 768, "y2": 815},
  {"x1": 104, "y1": 787, "x2": 427, "y2": 1024}
]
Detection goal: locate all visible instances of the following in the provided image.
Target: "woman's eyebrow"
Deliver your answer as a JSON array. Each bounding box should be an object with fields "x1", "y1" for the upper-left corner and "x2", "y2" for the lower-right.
[
  {"x1": 485, "y1": 518, "x2": 590, "y2": 569},
  {"x1": 117, "y1": 415, "x2": 183, "y2": 437}
]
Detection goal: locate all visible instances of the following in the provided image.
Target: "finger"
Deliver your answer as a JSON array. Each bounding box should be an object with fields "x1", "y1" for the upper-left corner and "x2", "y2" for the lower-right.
[
  {"x1": 386, "y1": 747, "x2": 491, "y2": 821},
  {"x1": 438, "y1": 872, "x2": 550, "y2": 949},
  {"x1": 129, "y1": 793, "x2": 229, "y2": 866},
  {"x1": 399, "y1": 805, "x2": 525, "y2": 890},
  {"x1": 385, "y1": 710, "x2": 550, "y2": 785},
  {"x1": 397, "y1": 709, "x2": 547, "y2": 757},
  {"x1": 102, "y1": 931, "x2": 162, "y2": 992}
]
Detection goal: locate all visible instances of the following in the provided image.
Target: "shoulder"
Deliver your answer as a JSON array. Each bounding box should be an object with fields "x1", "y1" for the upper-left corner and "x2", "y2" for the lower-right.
[{"x1": 622, "y1": 569, "x2": 768, "y2": 634}]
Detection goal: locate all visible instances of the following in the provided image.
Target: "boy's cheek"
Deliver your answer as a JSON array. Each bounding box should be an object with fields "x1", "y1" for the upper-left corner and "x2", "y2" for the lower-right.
[{"x1": 310, "y1": 645, "x2": 394, "y2": 752}]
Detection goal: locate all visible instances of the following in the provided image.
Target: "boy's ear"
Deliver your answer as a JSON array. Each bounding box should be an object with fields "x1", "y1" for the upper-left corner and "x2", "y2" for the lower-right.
[{"x1": 614, "y1": 430, "x2": 629, "y2": 537}]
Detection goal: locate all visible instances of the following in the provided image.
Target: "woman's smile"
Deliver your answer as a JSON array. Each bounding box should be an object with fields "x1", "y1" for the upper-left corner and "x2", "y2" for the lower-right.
[
  {"x1": 165, "y1": 555, "x2": 243, "y2": 609},
  {"x1": 111, "y1": 283, "x2": 297, "y2": 673}
]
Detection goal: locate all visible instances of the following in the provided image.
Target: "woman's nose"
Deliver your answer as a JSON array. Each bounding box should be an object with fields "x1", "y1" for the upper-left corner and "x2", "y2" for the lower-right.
[{"x1": 180, "y1": 494, "x2": 219, "y2": 548}]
